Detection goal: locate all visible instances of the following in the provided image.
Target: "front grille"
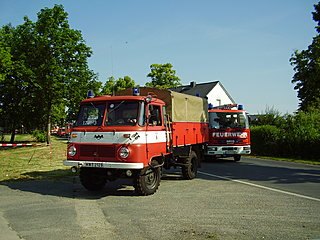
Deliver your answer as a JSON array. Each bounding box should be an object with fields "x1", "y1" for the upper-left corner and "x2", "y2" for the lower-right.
[
  {"x1": 222, "y1": 147, "x2": 237, "y2": 151},
  {"x1": 79, "y1": 144, "x2": 115, "y2": 158}
]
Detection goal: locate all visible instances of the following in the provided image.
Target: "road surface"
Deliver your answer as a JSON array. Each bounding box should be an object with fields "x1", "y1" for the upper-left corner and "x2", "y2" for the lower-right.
[{"x1": 0, "y1": 157, "x2": 319, "y2": 240}]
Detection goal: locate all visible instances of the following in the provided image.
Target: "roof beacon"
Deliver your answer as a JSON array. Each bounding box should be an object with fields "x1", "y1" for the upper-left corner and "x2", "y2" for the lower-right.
[
  {"x1": 87, "y1": 90, "x2": 94, "y2": 98},
  {"x1": 133, "y1": 87, "x2": 140, "y2": 96}
]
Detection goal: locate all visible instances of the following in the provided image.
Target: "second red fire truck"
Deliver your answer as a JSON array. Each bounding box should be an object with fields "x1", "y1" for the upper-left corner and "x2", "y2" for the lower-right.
[{"x1": 205, "y1": 104, "x2": 251, "y2": 161}]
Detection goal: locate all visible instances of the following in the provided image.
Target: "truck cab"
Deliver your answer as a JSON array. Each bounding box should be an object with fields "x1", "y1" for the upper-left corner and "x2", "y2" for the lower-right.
[{"x1": 205, "y1": 104, "x2": 251, "y2": 161}]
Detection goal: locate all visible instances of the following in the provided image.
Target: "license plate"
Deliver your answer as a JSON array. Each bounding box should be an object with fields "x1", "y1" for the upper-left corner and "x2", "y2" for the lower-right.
[{"x1": 84, "y1": 162, "x2": 103, "y2": 168}]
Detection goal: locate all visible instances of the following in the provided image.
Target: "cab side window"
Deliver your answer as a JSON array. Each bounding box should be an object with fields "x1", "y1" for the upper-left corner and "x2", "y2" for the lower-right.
[{"x1": 148, "y1": 105, "x2": 162, "y2": 126}]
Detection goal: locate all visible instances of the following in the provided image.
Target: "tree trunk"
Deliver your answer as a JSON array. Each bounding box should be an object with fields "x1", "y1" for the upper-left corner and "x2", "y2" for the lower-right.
[
  {"x1": 46, "y1": 101, "x2": 52, "y2": 145},
  {"x1": 10, "y1": 129, "x2": 16, "y2": 143}
]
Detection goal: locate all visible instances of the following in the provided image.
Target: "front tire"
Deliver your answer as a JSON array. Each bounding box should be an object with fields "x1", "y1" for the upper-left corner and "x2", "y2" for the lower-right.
[
  {"x1": 134, "y1": 166, "x2": 161, "y2": 196},
  {"x1": 182, "y1": 151, "x2": 198, "y2": 180},
  {"x1": 79, "y1": 168, "x2": 107, "y2": 191}
]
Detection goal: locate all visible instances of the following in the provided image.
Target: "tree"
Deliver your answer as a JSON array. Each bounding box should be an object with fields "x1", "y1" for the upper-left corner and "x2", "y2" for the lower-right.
[
  {"x1": 32, "y1": 5, "x2": 102, "y2": 143},
  {"x1": 101, "y1": 76, "x2": 116, "y2": 95},
  {"x1": 101, "y1": 76, "x2": 135, "y2": 95},
  {"x1": 115, "y1": 76, "x2": 135, "y2": 92},
  {"x1": 290, "y1": 2, "x2": 320, "y2": 111},
  {"x1": 146, "y1": 63, "x2": 181, "y2": 89},
  {"x1": 0, "y1": 23, "x2": 37, "y2": 142},
  {"x1": 0, "y1": 5, "x2": 101, "y2": 143}
]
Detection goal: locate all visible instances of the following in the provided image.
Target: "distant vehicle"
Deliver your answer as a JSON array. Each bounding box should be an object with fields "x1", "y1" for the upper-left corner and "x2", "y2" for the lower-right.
[
  {"x1": 57, "y1": 127, "x2": 66, "y2": 137},
  {"x1": 205, "y1": 104, "x2": 251, "y2": 162},
  {"x1": 51, "y1": 126, "x2": 59, "y2": 135},
  {"x1": 56, "y1": 123, "x2": 72, "y2": 138}
]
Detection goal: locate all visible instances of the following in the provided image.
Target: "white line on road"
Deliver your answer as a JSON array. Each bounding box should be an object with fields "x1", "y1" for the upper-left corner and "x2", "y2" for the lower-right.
[{"x1": 199, "y1": 171, "x2": 320, "y2": 203}]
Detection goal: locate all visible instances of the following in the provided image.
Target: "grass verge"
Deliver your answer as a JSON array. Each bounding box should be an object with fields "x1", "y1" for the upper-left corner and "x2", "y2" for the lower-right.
[
  {"x1": 248, "y1": 155, "x2": 320, "y2": 165},
  {"x1": 0, "y1": 136, "x2": 73, "y2": 182}
]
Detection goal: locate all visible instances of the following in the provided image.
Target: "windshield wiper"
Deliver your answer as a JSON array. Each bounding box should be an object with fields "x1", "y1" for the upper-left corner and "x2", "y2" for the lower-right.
[{"x1": 108, "y1": 101, "x2": 125, "y2": 115}]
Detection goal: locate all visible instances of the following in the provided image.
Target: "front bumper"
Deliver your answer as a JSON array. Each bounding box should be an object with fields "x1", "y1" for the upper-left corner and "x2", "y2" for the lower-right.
[
  {"x1": 205, "y1": 145, "x2": 251, "y2": 156},
  {"x1": 63, "y1": 160, "x2": 144, "y2": 169}
]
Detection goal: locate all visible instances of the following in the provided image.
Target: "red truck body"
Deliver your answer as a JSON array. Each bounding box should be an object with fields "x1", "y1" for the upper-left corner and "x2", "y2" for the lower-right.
[{"x1": 64, "y1": 87, "x2": 208, "y2": 195}]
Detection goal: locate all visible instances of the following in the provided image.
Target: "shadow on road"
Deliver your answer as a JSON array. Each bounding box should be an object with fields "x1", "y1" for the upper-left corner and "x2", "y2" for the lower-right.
[
  {"x1": 200, "y1": 158, "x2": 320, "y2": 185},
  {"x1": 0, "y1": 174, "x2": 140, "y2": 199},
  {"x1": 1, "y1": 158, "x2": 319, "y2": 199},
  {"x1": 0, "y1": 168, "x2": 188, "y2": 199}
]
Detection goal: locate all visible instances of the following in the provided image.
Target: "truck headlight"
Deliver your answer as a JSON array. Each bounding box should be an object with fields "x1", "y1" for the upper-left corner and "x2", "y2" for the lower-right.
[
  {"x1": 119, "y1": 146, "x2": 129, "y2": 159},
  {"x1": 68, "y1": 145, "x2": 77, "y2": 157}
]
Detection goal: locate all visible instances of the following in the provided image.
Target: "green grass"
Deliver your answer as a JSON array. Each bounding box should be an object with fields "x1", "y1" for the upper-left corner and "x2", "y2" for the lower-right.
[
  {"x1": 248, "y1": 155, "x2": 320, "y2": 165},
  {"x1": 0, "y1": 136, "x2": 73, "y2": 182},
  {"x1": 1, "y1": 134, "x2": 37, "y2": 142}
]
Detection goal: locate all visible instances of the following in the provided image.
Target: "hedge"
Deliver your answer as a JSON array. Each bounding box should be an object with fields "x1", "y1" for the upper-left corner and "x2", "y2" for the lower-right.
[{"x1": 250, "y1": 111, "x2": 320, "y2": 160}]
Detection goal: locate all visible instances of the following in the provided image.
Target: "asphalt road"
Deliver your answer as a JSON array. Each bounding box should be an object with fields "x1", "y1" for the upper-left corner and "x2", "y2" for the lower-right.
[{"x1": 0, "y1": 157, "x2": 319, "y2": 240}]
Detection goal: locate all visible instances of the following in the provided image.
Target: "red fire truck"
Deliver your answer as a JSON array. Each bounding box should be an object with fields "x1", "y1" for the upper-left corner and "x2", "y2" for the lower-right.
[
  {"x1": 205, "y1": 104, "x2": 251, "y2": 161},
  {"x1": 64, "y1": 87, "x2": 208, "y2": 195}
]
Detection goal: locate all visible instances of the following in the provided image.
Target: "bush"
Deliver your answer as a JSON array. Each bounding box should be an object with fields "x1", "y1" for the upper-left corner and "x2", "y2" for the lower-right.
[
  {"x1": 251, "y1": 125, "x2": 282, "y2": 156},
  {"x1": 281, "y1": 111, "x2": 320, "y2": 159},
  {"x1": 250, "y1": 110, "x2": 320, "y2": 161},
  {"x1": 32, "y1": 130, "x2": 46, "y2": 142}
]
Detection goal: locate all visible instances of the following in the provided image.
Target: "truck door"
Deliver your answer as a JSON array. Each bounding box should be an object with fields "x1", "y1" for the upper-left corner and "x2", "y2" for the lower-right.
[{"x1": 146, "y1": 104, "x2": 166, "y2": 160}]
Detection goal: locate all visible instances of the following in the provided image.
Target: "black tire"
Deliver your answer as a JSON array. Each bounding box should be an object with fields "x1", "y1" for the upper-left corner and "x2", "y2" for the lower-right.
[
  {"x1": 182, "y1": 151, "x2": 198, "y2": 180},
  {"x1": 134, "y1": 166, "x2": 161, "y2": 196},
  {"x1": 234, "y1": 155, "x2": 241, "y2": 162},
  {"x1": 79, "y1": 167, "x2": 107, "y2": 191}
]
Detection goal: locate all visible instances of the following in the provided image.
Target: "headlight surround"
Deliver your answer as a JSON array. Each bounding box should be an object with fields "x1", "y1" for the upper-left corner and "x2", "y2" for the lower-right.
[
  {"x1": 68, "y1": 145, "x2": 77, "y2": 157},
  {"x1": 119, "y1": 146, "x2": 130, "y2": 159}
]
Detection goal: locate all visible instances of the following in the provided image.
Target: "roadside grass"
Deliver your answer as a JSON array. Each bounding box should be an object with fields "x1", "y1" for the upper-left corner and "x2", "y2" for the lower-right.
[
  {"x1": 1, "y1": 134, "x2": 37, "y2": 142},
  {"x1": 0, "y1": 136, "x2": 73, "y2": 182},
  {"x1": 249, "y1": 155, "x2": 320, "y2": 165}
]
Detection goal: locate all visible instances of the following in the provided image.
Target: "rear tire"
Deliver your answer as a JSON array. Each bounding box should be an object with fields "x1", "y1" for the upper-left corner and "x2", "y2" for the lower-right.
[
  {"x1": 234, "y1": 155, "x2": 241, "y2": 162},
  {"x1": 182, "y1": 151, "x2": 198, "y2": 180},
  {"x1": 79, "y1": 168, "x2": 107, "y2": 191},
  {"x1": 134, "y1": 166, "x2": 161, "y2": 196}
]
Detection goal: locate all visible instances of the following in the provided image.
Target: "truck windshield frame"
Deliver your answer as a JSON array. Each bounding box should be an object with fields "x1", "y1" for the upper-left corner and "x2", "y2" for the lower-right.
[
  {"x1": 209, "y1": 111, "x2": 249, "y2": 130},
  {"x1": 106, "y1": 101, "x2": 145, "y2": 126}
]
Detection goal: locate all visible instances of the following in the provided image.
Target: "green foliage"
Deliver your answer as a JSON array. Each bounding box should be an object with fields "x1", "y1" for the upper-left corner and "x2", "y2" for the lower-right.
[
  {"x1": 290, "y1": 2, "x2": 320, "y2": 111},
  {"x1": 251, "y1": 110, "x2": 320, "y2": 160},
  {"x1": 251, "y1": 106, "x2": 286, "y2": 127},
  {"x1": 251, "y1": 125, "x2": 282, "y2": 156},
  {"x1": 281, "y1": 110, "x2": 320, "y2": 159},
  {"x1": 101, "y1": 76, "x2": 116, "y2": 95},
  {"x1": 0, "y1": 5, "x2": 101, "y2": 142},
  {"x1": 101, "y1": 76, "x2": 135, "y2": 95},
  {"x1": 32, "y1": 130, "x2": 46, "y2": 142},
  {"x1": 146, "y1": 63, "x2": 181, "y2": 89}
]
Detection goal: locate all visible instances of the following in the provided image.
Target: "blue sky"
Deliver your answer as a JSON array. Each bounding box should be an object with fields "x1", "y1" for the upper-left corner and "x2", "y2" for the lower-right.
[{"x1": 0, "y1": 0, "x2": 318, "y2": 114}]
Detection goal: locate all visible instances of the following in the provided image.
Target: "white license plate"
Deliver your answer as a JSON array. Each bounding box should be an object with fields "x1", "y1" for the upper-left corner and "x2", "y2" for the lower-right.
[{"x1": 84, "y1": 162, "x2": 103, "y2": 168}]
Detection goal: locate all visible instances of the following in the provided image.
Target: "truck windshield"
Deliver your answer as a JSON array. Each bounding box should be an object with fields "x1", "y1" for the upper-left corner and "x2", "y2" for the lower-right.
[
  {"x1": 106, "y1": 101, "x2": 145, "y2": 126},
  {"x1": 75, "y1": 103, "x2": 106, "y2": 126},
  {"x1": 209, "y1": 111, "x2": 249, "y2": 129}
]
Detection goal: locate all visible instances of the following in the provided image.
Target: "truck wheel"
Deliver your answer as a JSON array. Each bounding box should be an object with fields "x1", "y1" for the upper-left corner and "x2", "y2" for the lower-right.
[
  {"x1": 134, "y1": 166, "x2": 161, "y2": 196},
  {"x1": 182, "y1": 151, "x2": 198, "y2": 180},
  {"x1": 79, "y1": 168, "x2": 107, "y2": 191},
  {"x1": 234, "y1": 155, "x2": 241, "y2": 162}
]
